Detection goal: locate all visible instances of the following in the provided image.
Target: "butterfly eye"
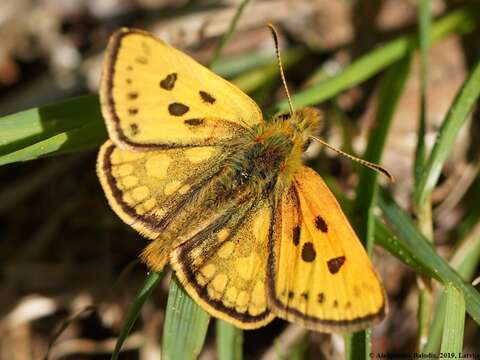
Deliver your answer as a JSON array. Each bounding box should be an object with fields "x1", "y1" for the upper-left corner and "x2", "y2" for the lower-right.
[
  {"x1": 278, "y1": 113, "x2": 291, "y2": 121},
  {"x1": 302, "y1": 139, "x2": 312, "y2": 152}
]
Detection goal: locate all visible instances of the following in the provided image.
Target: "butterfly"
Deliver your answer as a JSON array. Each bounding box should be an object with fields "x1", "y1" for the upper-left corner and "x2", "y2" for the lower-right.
[{"x1": 96, "y1": 27, "x2": 387, "y2": 333}]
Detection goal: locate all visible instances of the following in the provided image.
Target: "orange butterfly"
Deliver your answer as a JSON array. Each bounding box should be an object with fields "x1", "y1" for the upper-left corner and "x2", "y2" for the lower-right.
[{"x1": 97, "y1": 26, "x2": 388, "y2": 332}]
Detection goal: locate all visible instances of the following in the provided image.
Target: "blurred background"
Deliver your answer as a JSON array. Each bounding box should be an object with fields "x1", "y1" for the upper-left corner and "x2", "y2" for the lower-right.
[{"x1": 0, "y1": 0, "x2": 479, "y2": 359}]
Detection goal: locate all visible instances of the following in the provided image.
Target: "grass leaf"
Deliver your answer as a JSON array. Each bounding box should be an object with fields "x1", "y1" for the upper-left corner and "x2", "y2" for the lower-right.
[
  {"x1": 440, "y1": 284, "x2": 465, "y2": 354},
  {"x1": 378, "y1": 190, "x2": 480, "y2": 325},
  {"x1": 270, "y1": 5, "x2": 479, "y2": 113},
  {"x1": 374, "y1": 219, "x2": 438, "y2": 279},
  {"x1": 414, "y1": 58, "x2": 480, "y2": 206},
  {"x1": 424, "y1": 233, "x2": 480, "y2": 353},
  {"x1": 415, "y1": 2, "x2": 434, "y2": 348},
  {"x1": 346, "y1": 52, "x2": 412, "y2": 360},
  {"x1": 353, "y1": 52, "x2": 412, "y2": 252},
  {"x1": 414, "y1": 0, "x2": 431, "y2": 181},
  {"x1": 162, "y1": 276, "x2": 210, "y2": 360},
  {"x1": 111, "y1": 271, "x2": 162, "y2": 360},
  {"x1": 0, "y1": 95, "x2": 105, "y2": 165},
  {"x1": 208, "y1": 0, "x2": 252, "y2": 68},
  {"x1": 216, "y1": 320, "x2": 243, "y2": 360}
]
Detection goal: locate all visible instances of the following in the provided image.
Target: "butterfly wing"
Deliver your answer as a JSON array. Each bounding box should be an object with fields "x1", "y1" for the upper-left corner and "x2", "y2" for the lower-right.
[
  {"x1": 101, "y1": 28, "x2": 263, "y2": 149},
  {"x1": 268, "y1": 166, "x2": 386, "y2": 332},
  {"x1": 170, "y1": 199, "x2": 275, "y2": 329},
  {"x1": 97, "y1": 140, "x2": 234, "y2": 270}
]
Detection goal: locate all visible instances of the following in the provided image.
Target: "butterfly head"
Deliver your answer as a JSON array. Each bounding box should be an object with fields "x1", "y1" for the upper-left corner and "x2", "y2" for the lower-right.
[{"x1": 273, "y1": 107, "x2": 322, "y2": 152}]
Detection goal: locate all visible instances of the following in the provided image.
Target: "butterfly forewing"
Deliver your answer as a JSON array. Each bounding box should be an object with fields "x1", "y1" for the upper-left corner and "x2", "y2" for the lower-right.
[
  {"x1": 171, "y1": 199, "x2": 275, "y2": 329},
  {"x1": 101, "y1": 28, "x2": 263, "y2": 149},
  {"x1": 268, "y1": 166, "x2": 386, "y2": 332}
]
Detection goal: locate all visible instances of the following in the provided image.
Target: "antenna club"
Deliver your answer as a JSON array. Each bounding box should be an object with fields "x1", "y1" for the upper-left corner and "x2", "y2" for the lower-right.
[{"x1": 309, "y1": 136, "x2": 394, "y2": 182}]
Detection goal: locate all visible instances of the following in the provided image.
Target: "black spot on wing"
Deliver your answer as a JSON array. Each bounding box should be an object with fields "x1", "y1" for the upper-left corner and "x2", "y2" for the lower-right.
[
  {"x1": 292, "y1": 226, "x2": 300, "y2": 246},
  {"x1": 314, "y1": 215, "x2": 328, "y2": 232},
  {"x1": 199, "y1": 90, "x2": 216, "y2": 104},
  {"x1": 317, "y1": 293, "x2": 325, "y2": 303},
  {"x1": 301, "y1": 242, "x2": 316, "y2": 262},
  {"x1": 327, "y1": 256, "x2": 346, "y2": 274},
  {"x1": 129, "y1": 123, "x2": 139, "y2": 135},
  {"x1": 128, "y1": 108, "x2": 138, "y2": 115},
  {"x1": 127, "y1": 92, "x2": 138, "y2": 100},
  {"x1": 184, "y1": 118, "x2": 204, "y2": 126},
  {"x1": 168, "y1": 103, "x2": 189, "y2": 116},
  {"x1": 160, "y1": 73, "x2": 177, "y2": 90}
]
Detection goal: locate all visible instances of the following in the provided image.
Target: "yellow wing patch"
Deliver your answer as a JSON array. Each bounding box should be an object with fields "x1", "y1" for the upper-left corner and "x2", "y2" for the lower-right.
[
  {"x1": 101, "y1": 28, "x2": 263, "y2": 148},
  {"x1": 268, "y1": 166, "x2": 386, "y2": 332},
  {"x1": 171, "y1": 199, "x2": 275, "y2": 329}
]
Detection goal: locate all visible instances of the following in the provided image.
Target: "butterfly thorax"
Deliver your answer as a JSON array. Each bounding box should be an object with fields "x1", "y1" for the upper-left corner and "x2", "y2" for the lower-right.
[{"x1": 219, "y1": 107, "x2": 322, "y2": 202}]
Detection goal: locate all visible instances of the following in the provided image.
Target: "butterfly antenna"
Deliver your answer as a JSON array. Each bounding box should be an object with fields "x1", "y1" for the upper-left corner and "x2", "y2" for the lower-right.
[
  {"x1": 268, "y1": 23, "x2": 294, "y2": 115},
  {"x1": 310, "y1": 136, "x2": 395, "y2": 182}
]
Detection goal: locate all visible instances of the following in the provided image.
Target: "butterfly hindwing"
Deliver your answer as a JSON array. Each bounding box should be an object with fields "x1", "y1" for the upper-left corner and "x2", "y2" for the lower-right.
[
  {"x1": 268, "y1": 166, "x2": 386, "y2": 332},
  {"x1": 101, "y1": 28, "x2": 263, "y2": 148},
  {"x1": 97, "y1": 140, "x2": 232, "y2": 270},
  {"x1": 171, "y1": 199, "x2": 275, "y2": 329}
]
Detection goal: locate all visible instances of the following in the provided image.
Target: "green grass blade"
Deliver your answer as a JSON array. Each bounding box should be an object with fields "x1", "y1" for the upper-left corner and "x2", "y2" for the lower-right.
[
  {"x1": 0, "y1": 95, "x2": 105, "y2": 165},
  {"x1": 270, "y1": 5, "x2": 479, "y2": 113},
  {"x1": 414, "y1": 3, "x2": 435, "y2": 350},
  {"x1": 455, "y1": 177, "x2": 480, "y2": 240},
  {"x1": 344, "y1": 331, "x2": 371, "y2": 360},
  {"x1": 451, "y1": 235, "x2": 480, "y2": 282},
  {"x1": 111, "y1": 271, "x2": 162, "y2": 360},
  {"x1": 374, "y1": 219, "x2": 438, "y2": 279},
  {"x1": 0, "y1": 94, "x2": 99, "y2": 149},
  {"x1": 415, "y1": 0, "x2": 431, "y2": 181},
  {"x1": 413, "y1": 26, "x2": 437, "y2": 352},
  {"x1": 353, "y1": 52, "x2": 412, "y2": 252},
  {"x1": 285, "y1": 334, "x2": 309, "y2": 360},
  {"x1": 216, "y1": 320, "x2": 243, "y2": 360},
  {"x1": 162, "y1": 276, "x2": 210, "y2": 360},
  {"x1": 414, "y1": 59, "x2": 480, "y2": 206},
  {"x1": 378, "y1": 190, "x2": 480, "y2": 325},
  {"x1": 232, "y1": 48, "x2": 305, "y2": 95},
  {"x1": 208, "y1": 0, "x2": 252, "y2": 68},
  {"x1": 211, "y1": 50, "x2": 276, "y2": 78},
  {"x1": 440, "y1": 284, "x2": 465, "y2": 354},
  {"x1": 423, "y1": 233, "x2": 480, "y2": 353},
  {"x1": 423, "y1": 290, "x2": 447, "y2": 354}
]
